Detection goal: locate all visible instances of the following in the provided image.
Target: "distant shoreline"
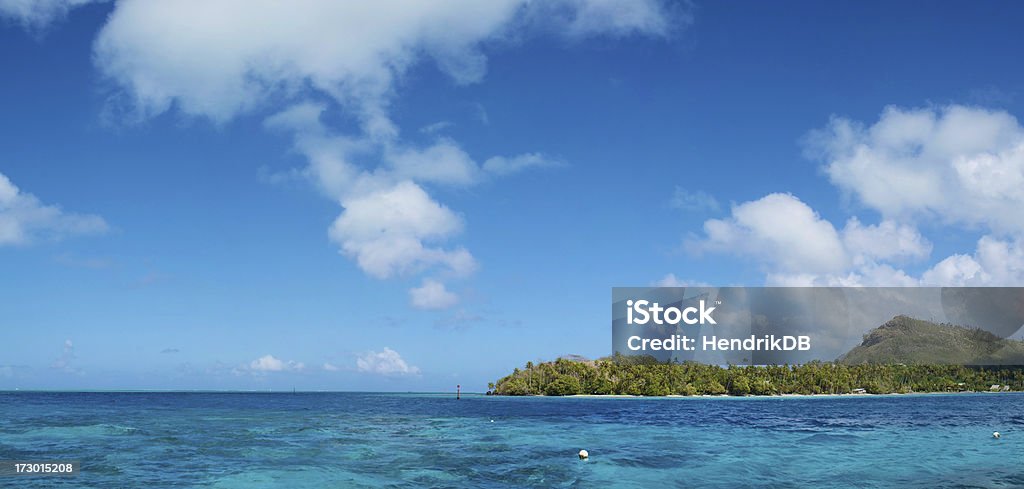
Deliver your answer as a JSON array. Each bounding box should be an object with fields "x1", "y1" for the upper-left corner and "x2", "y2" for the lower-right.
[
  {"x1": 491, "y1": 357, "x2": 1024, "y2": 397},
  {"x1": 545, "y1": 391, "x2": 1018, "y2": 399}
]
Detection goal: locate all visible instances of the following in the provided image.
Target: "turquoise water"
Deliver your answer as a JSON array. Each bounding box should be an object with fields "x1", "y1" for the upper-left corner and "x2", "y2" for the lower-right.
[{"x1": 1, "y1": 392, "x2": 1022, "y2": 488}]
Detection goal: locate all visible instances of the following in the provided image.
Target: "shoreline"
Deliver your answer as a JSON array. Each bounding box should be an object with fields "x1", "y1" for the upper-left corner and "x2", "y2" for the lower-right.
[{"x1": 546, "y1": 391, "x2": 1019, "y2": 399}]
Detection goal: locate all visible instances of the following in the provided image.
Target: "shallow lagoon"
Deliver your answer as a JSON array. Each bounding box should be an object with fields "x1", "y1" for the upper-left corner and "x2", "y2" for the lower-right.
[{"x1": 1, "y1": 392, "x2": 1022, "y2": 488}]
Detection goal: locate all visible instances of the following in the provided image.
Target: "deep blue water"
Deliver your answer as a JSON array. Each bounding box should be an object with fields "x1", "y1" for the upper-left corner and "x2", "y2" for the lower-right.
[{"x1": 1, "y1": 392, "x2": 1023, "y2": 488}]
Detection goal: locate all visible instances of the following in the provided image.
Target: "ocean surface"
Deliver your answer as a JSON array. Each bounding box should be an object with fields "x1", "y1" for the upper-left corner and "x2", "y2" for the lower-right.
[{"x1": 1, "y1": 392, "x2": 1023, "y2": 488}]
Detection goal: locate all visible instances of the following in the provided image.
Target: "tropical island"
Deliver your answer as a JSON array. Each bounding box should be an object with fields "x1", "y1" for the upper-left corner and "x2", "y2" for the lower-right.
[{"x1": 491, "y1": 316, "x2": 1024, "y2": 396}]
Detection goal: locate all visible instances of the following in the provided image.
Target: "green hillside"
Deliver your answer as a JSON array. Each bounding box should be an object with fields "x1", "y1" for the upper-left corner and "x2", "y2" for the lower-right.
[{"x1": 838, "y1": 315, "x2": 1024, "y2": 365}]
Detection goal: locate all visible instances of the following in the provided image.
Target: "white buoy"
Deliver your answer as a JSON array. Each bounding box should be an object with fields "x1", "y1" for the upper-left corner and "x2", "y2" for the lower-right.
[
  {"x1": 578, "y1": 449, "x2": 589, "y2": 460},
  {"x1": 993, "y1": 431, "x2": 1001, "y2": 439}
]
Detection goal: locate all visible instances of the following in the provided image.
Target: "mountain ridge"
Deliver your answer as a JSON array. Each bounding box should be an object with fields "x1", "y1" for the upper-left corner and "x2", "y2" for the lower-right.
[{"x1": 838, "y1": 315, "x2": 1024, "y2": 365}]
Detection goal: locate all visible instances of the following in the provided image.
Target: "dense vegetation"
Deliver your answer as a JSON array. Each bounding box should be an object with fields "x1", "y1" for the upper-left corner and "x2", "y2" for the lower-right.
[
  {"x1": 491, "y1": 356, "x2": 1024, "y2": 396},
  {"x1": 490, "y1": 315, "x2": 1024, "y2": 396}
]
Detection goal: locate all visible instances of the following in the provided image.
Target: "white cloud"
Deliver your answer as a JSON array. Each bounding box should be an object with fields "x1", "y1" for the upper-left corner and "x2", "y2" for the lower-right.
[
  {"x1": 664, "y1": 103, "x2": 1024, "y2": 288},
  {"x1": 807, "y1": 105, "x2": 1024, "y2": 234},
  {"x1": 711, "y1": 104, "x2": 1024, "y2": 287},
  {"x1": 92, "y1": 1, "x2": 674, "y2": 304},
  {"x1": 328, "y1": 181, "x2": 475, "y2": 280},
  {"x1": 689, "y1": 192, "x2": 1024, "y2": 287},
  {"x1": 265, "y1": 106, "x2": 479, "y2": 300},
  {"x1": 0, "y1": 0, "x2": 97, "y2": 30},
  {"x1": 690, "y1": 193, "x2": 938, "y2": 286},
  {"x1": 921, "y1": 254, "x2": 982, "y2": 287},
  {"x1": 262, "y1": 103, "x2": 556, "y2": 307},
  {"x1": 694, "y1": 193, "x2": 849, "y2": 274},
  {"x1": 388, "y1": 139, "x2": 481, "y2": 186},
  {"x1": 0, "y1": 171, "x2": 108, "y2": 245},
  {"x1": 264, "y1": 103, "x2": 561, "y2": 194},
  {"x1": 265, "y1": 105, "x2": 485, "y2": 305},
  {"x1": 94, "y1": 0, "x2": 673, "y2": 124},
  {"x1": 841, "y1": 217, "x2": 931, "y2": 264},
  {"x1": 409, "y1": 278, "x2": 460, "y2": 310},
  {"x1": 249, "y1": 354, "x2": 304, "y2": 372},
  {"x1": 356, "y1": 347, "x2": 420, "y2": 376},
  {"x1": 922, "y1": 235, "x2": 1024, "y2": 286}
]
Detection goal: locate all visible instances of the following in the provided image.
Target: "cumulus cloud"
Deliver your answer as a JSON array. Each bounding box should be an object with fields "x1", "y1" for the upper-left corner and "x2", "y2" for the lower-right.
[
  {"x1": 807, "y1": 105, "x2": 1024, "y2": 234},
  {"x1": 690, "y1": 193, "x2": 937, "y2": 286},
  {"x1": 694, "y1": 193, "x2": 849, "y2": 275},
  {"x1": 356, "y1": 347, "x2": 420, "y2": 376},
  {"x1": 93, "y1": 1, "x2": 674, "y2": 306},
  {"x1": 328, "y1": 181, "x2": 475, "y2": 279},
  {"x1": 0, "y1": 0, "x2": 97, "y2": 30},
  {"x1": 922, "y1": 236, "x2": 1024, "y2": 286},
  {"x1": 409, "y1": 278, "x2": 460, "y2": 309},
  {"x1": 94, "y1": 0, "x2": 673, "y2": 123},
  {"x1": 841, "y1": 217, "x2": 931, "y2": 265},
  {"x1": 0, "y1": 172, "x2": 108, "y2": 245},
  {"x1": 690, "y1": 190, "x2": 1024, "y2": 287},
  {"x1": 264, "y1": 101, "x2": 560, "y2": 299},
  {"x1": 718, "y1": 104, "x2": 1022, "y2": 287},
  {"x1": 249, "y1": 354, "x2": 304, "y2": 372},
  {"x1": 322, "y1": 362, "x2": 339, "y2": 372},
  {"x1": 684, "y1": 103, "x2": 1024, "y2": 288}
]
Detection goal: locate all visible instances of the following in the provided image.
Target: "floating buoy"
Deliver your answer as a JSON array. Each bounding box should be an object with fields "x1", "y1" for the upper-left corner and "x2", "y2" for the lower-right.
[
  {"x1": 578, "y1": 449, "x2": 589, "y2": 460},
  {"x1": 993, "y1": 431, "x2": 1001, "y2": 439}
]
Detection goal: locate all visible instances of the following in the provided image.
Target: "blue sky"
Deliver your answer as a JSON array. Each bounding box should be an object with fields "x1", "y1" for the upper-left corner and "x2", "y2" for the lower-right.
[{"x1": 2, "y1": 1, "x2": 1024, "y2": 391}]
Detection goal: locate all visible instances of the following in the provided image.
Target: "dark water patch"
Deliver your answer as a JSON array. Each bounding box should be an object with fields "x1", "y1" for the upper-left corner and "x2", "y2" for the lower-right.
[
  {"x1": 994, "y1": 473, "x2": 1024, "y2": 486},
  {"x1": 608, "y1": 453, "x2": 683, "y2": 469}
]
